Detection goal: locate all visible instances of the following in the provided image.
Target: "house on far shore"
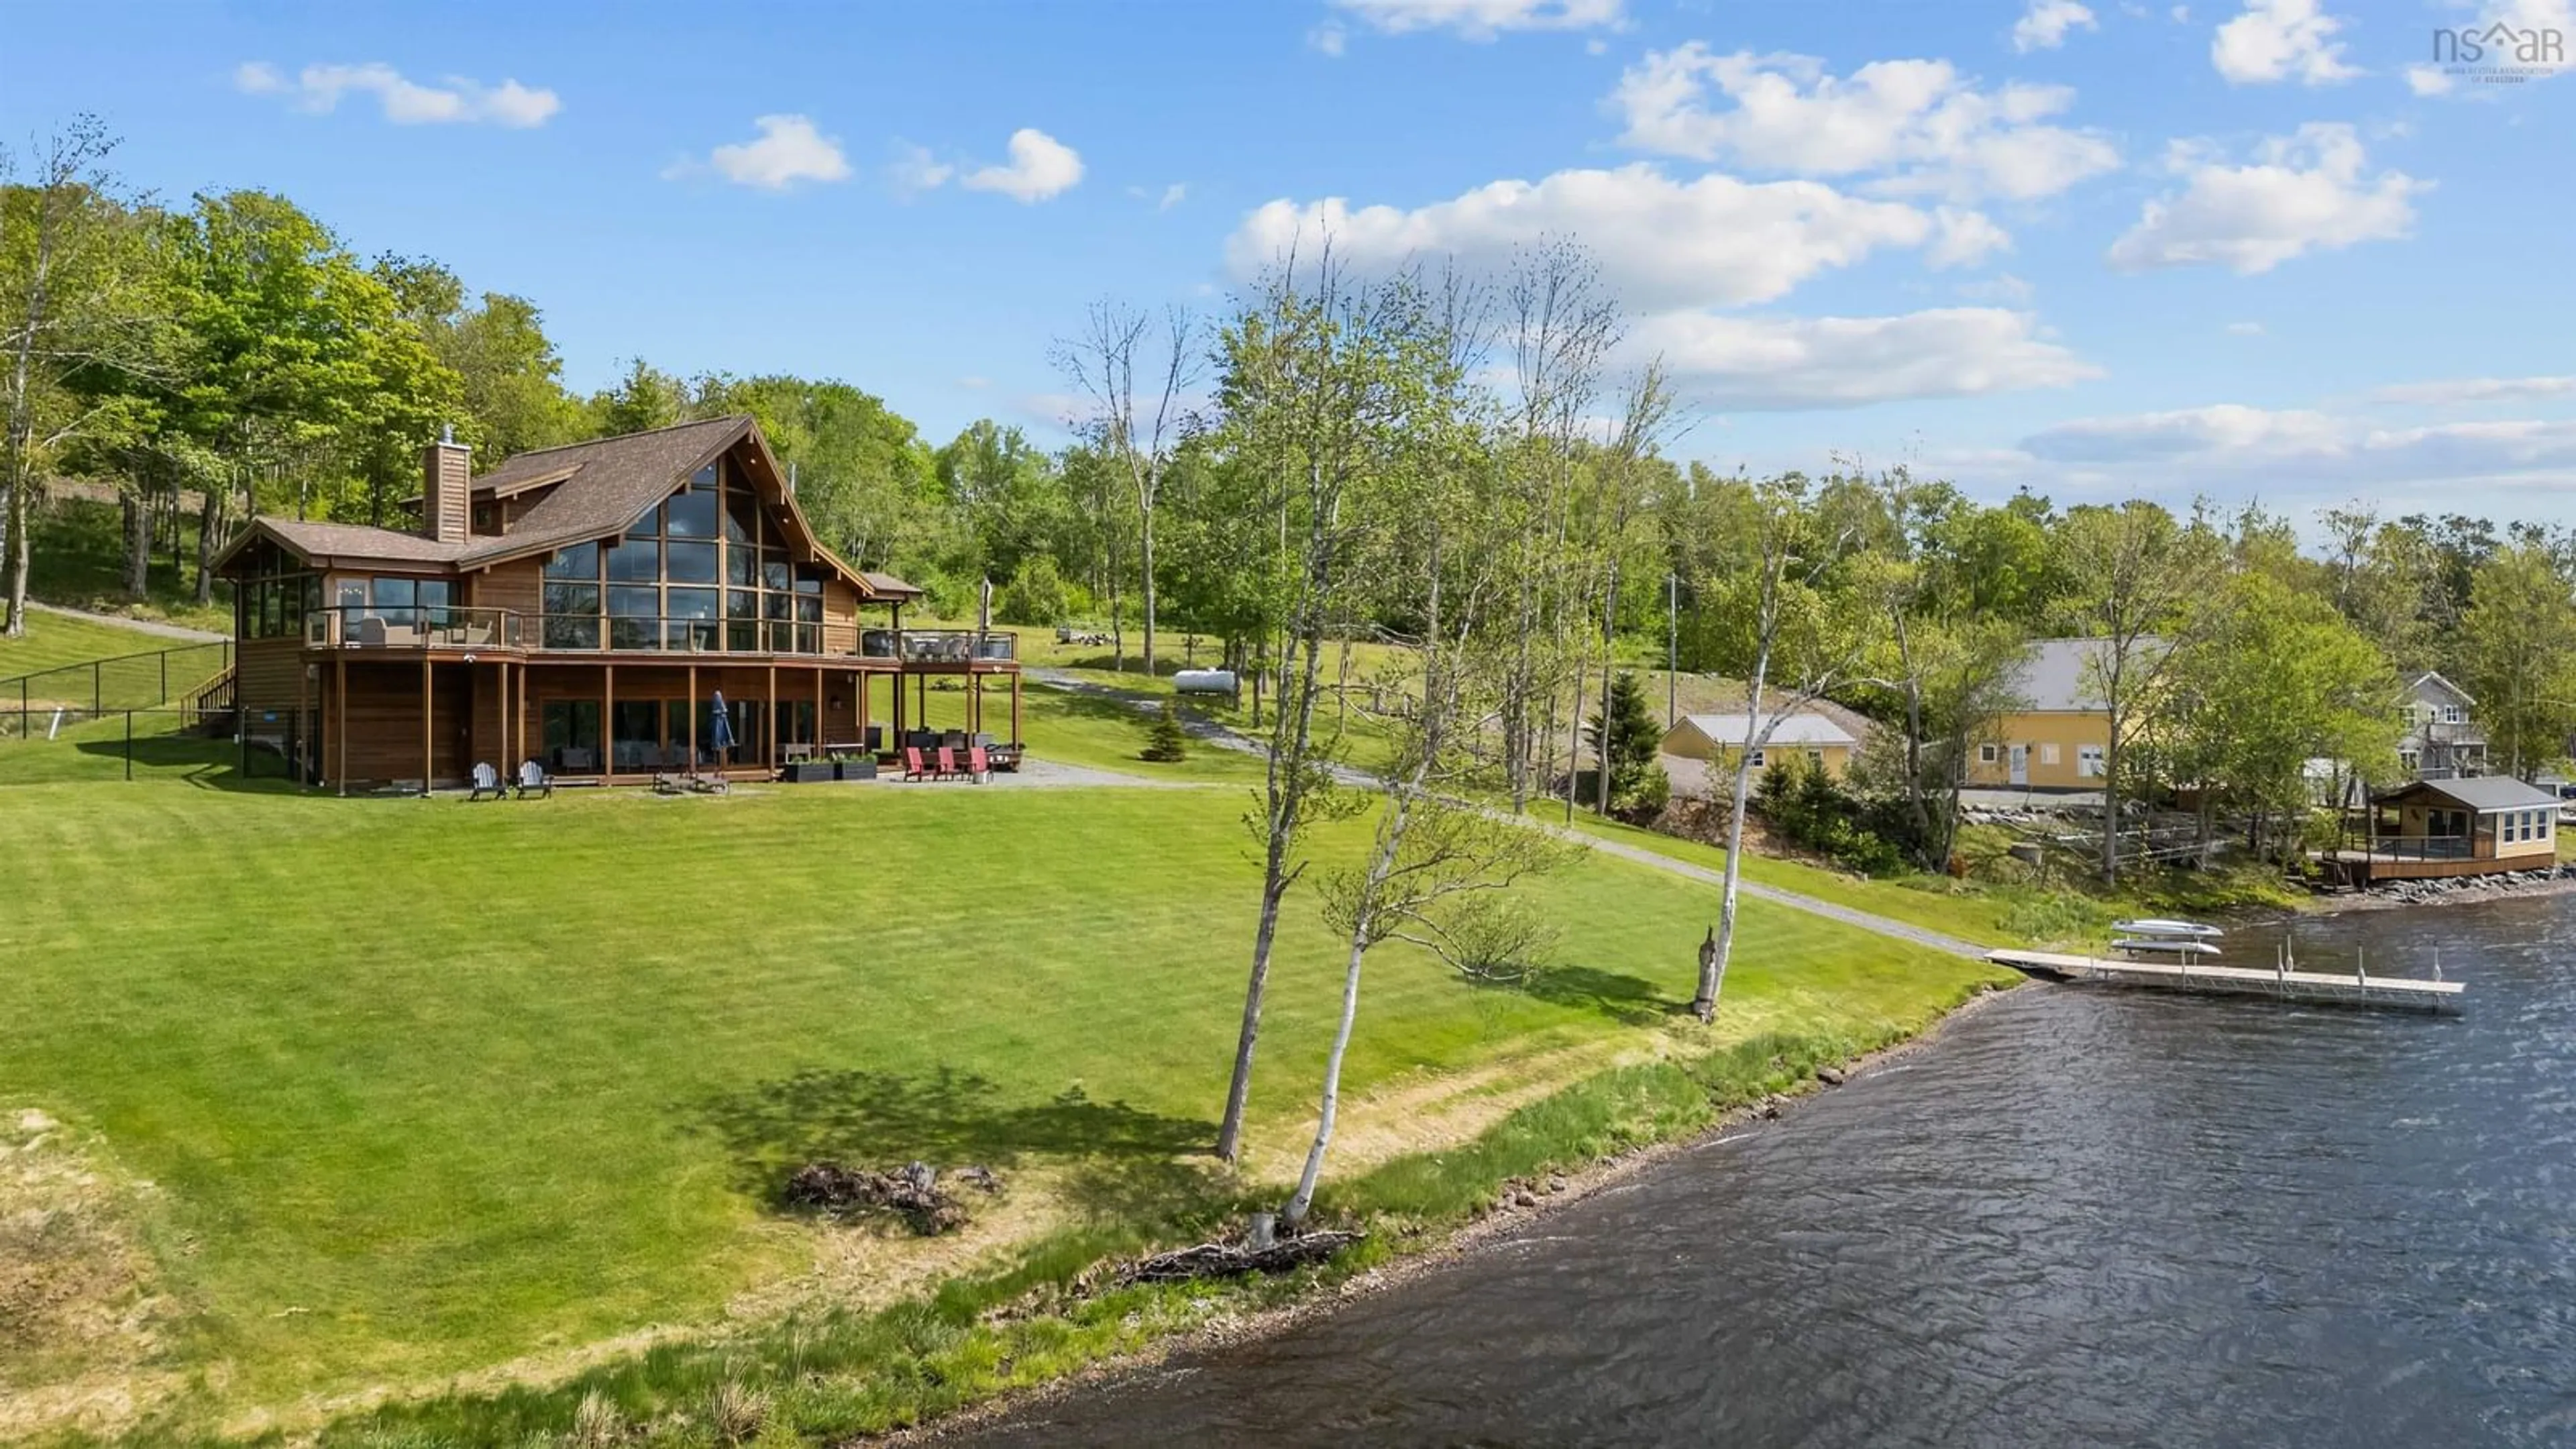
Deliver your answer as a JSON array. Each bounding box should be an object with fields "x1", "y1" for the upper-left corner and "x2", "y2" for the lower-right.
[
  {"x1": 212, "y1": 416, "x2": 1023, "y2": 792},
  {"x1": 2315, "y1": 775, "x2": 2560, "y2": 888},
  {"x1": 1964, "y1": 636, "x2": 2153, "y2": 792},
  {"x1": 2396, "y1": 669, "x2": 2487, "y2": 780},
  {"x1": 1661, "y1": 712, "x2": 1860, "y2": 782}
]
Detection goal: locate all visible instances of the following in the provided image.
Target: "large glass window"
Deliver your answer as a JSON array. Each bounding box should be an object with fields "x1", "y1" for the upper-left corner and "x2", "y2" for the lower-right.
[
  {"x1": 665, "y1": 539, "x2": 718, "y2": 584},
  {"x1": 535, "y1": 459, "x2": 833, "y2": 655},
  {"x1": 665, "y1": 484, "x2": 718, "y2": 538},
  {"x1": 541, "y1": 700, "x2": 601, "y2": 771},
  {"x1": 665, "y1": 587, "x2": 719, "y2": 650},
  {"x1": 545, "y1": 541, "x2": 598, "y2": 580},
  {"x1": 606, "y1": 537, "x2": 658, "y2": 582}
]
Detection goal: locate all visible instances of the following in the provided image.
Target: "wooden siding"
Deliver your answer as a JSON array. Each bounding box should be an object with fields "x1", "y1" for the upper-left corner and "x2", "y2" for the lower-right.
[
  {"x1": 235, "y1": 638, "x2": 307, "y2": 719},
  {"x1": 474, "y1": 558, "x2": 543, "y2": 617},
  {"x1": 326, "y1": 660, "x2": 474, "y2": 788}
]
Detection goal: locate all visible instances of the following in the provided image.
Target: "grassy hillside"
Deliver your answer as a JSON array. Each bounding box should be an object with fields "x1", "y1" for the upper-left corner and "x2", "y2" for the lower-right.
[
  {"x1": 24, "y1": 495, "x2": 235, "y2": 634},
  {"x1": 0, "y1": 775, "x2": 2000, "y2": 1437},
  {"x1": 0, "y1": 607, "x2": 194, "y2": 682}
]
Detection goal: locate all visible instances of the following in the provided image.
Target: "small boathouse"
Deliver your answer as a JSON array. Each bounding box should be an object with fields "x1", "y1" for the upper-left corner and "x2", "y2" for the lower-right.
[{"x1": 2314, "y1": 775, "x2": 2561, "y2": 888}]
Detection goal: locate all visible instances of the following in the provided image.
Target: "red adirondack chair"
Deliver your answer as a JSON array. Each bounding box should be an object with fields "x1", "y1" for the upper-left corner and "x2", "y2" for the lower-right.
[
  {"x1": 936, "y1": 745, "x2": 961, "y2": 779},
  {"x1": 904, "y1": 746, "x2": 930, "y2": 781},
  {"x1": 968, "y1": 745, "x2": 989, "y2": 782}
]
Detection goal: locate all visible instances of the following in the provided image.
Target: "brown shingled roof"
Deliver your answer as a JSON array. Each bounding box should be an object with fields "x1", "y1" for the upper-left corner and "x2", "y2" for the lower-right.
[
  {"x1": 460, "y1": 415, "x2": 754, "y2": 566},
  {"x1": 211, "y1": 517, "x2": 472, "y2": 572},
  {"x1": 218, "y1": 415, "x2": 886, "y2": 600}
]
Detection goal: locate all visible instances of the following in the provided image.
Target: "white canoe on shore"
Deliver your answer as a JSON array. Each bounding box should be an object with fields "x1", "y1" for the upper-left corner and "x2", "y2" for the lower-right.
[{"x1": 2114, "y1": 918, "x2": 2226, "y2": 939}]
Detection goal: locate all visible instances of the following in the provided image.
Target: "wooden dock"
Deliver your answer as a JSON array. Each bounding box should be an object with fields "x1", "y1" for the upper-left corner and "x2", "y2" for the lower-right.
[{"x1": 1987, "y1": 949, "x2": 2464, "y2": 1012}]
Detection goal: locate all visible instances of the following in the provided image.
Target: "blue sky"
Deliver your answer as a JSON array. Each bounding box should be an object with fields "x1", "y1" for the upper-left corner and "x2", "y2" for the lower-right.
[{"x1": 6, "y1": 0, "x2": 2573, "y2": 525}]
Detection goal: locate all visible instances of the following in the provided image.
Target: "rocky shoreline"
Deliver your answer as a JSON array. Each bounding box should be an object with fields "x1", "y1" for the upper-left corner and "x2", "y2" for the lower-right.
[{"x1": 2304, "y1": 862, "x2": 2576, "y2": 914}]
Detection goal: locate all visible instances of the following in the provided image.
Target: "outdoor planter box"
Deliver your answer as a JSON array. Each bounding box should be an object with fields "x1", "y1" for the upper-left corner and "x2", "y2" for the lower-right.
[
  {"x1": 785, "y1": 761, "x2": 836, "y2": 784},
  {"x1": 836, "y1": 759, "x2": 877, "y2": 781}
]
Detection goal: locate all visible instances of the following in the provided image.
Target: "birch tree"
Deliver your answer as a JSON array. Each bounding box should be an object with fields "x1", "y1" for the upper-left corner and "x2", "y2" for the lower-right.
[
  {"x1": 1055, "y1": 301, "x2": 1196, "y2": 676},
  {"x1": 1210, "y1": 252, "x2": 1434, "y2": 1164},
  {"x1": 1, "y1": 117, "x2": 167, "y2": 637},
  {"x1": 2051, "y1": 501, "x2": 2221, "y2": 882},
  {"x1": 1588, "y1": 362, "x2": 1675, "y2": 814},
  {"x1": 1495, "y1": 242, "x2": 1617, "y2": 814},
  {"x1": 1682, "y1": 475, "x2": 1870, "y2": 1022},
  {"x1": 1283, "y1": 415, "x2": 1551, "y2": 1228}
]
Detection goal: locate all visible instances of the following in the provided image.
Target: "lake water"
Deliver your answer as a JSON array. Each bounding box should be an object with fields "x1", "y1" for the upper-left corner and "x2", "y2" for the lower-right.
[{"x1": 963, "y1": 898, "x2": 2576, "y2": 1447}]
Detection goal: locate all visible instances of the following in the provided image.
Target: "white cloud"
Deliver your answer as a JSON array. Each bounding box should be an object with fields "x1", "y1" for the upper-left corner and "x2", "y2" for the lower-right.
[
  {"x1": 1311, "y1": 22, "x2": 1350, "y2": 55},
  {"x1": 233, "y1": 60, "x2": 559, "y2": 127},
  {"x1": 1330, "y1": 0, "x2": 1625, "y2": 40},
  {"x1": 2210, "y1": 0, "x2": 2360, "y2": 85},
  {"x1": 1633, "y1": 307, "x2": 2100, "y2": 410},
  {"x1": 2025, "y1": 402, "x2": 2344, "y2": 460},
  {"x1": 2107, "y1": 123, "x2": 2422, "y2": 274},
  {"x1": 961, "y1": 128, "x2": 1085, "y2": 203},
  {"x1": 2405, "y1": 0, "x2": 2574, "y2": 95},
  {"x1": 1226, "y1": 164, "x2": 1976, "y2": 310},
  {"x1": 2370, "y1": 375, "x2": 2576, "y2": 405},
  {"x1": 957, "y1": 376, "x2": 991, "y2": 390},
  {"x1": 1128, "y1": 182, "x2": 1189, "y2": 210},
  {"x1": 2010, "y1": 405, "x2": 2576, "y2": 496},
  {"x1": 2013, "y1": 0, "x2": 2100, "y2": 52},
  {"x1": 672, "y1": 115, "x2": 851, "y2": 190},
  {"x1": 890, "y1": 142, "x2": 954, "y2": 195},
  {"x1": 1608, "y1": 46, "x2": 2119, "y2": 201},
  {"x1": 1957, "y1": 272, "x2": 2036, "y2": 303},
  {"x1": 2225, "y1": 319, "x2": 2266, "y2": 335},
  {"x1": 1930, "y1": 207, "x2": 2014, "y2": 267}
]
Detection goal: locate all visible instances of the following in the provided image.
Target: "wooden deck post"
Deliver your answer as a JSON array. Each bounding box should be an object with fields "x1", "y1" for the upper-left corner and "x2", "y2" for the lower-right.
[
  {"x1": 335, "y1": 656, "x2": 348, "y2": 795},
  {"x1": 420, "y1": 655, "x2": 433, "y2": 795},
  {"x1": 766, "y1": 664, "x2": 777, "y2": 767},
  {"x1": 814, "y1": 663, "x2": 823, "y2": 753},
  {"x1": 605, "y1": 663, "x2": 616, "y2": 781},
  {"x1": 857, "y1": 667, "x2": 871, "y2": 750},
  {"x1": 688, "y1": 664, "x2": 698, "y2": 767}
]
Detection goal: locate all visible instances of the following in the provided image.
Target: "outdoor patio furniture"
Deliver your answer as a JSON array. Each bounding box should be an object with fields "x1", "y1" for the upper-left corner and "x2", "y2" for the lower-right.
[
  {"x1": 468, "y1": 761, "x2": 506, "y2": 801},
  {"x1": 515, "y1": 759, "x2": 553, "y2": 798},
  {"x1": 904, "y1": 746, "x2": 930, "y2": 782},
  {"x1": 936, "y1": 745, "x2": 961, "y2": 779},
  {"x1": 352, "y1": 615, "x2": 388, "y2": 647},
  {"x1": 559, "y1": 747, "x2": 596, "y2": 773},
  {"x1": 968, "y1": 745, "x2": 989, "y2": 782}
]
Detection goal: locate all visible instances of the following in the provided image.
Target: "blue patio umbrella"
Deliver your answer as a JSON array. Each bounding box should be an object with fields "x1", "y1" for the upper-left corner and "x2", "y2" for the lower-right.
[{"x1": 708, "y1": 690, "x2": 736, "y2": 758}]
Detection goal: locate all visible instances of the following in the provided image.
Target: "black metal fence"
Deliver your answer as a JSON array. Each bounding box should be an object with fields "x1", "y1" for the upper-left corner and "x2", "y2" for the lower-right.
[
  {"x1": 0, "y1": 704, "x2": 303, "y2": 786},
  {"x1": 3, "y1": 639, "x2": 233, "y2": 735}
]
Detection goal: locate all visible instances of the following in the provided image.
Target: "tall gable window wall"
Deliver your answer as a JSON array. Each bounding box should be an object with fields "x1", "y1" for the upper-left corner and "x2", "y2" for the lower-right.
[{"x1": 541, "y1": 459, "x2": 826, "y2": 652}]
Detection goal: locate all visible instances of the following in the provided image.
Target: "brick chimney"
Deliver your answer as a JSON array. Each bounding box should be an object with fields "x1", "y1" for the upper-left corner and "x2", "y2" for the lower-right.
[{"x1": 423, "y1": 424, "x2": 472, "y2": 544}]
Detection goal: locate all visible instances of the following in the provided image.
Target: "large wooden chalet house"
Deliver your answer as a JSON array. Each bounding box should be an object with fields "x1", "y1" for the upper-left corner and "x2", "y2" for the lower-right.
[{"x1": 213, "y1": 417, "x2": 1021, "y2": 791}]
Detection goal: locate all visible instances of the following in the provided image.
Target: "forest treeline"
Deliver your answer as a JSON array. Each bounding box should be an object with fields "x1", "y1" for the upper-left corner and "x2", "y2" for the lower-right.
[{"x1": 12, "y1": 117, "x2": 2576, "y2": 857}]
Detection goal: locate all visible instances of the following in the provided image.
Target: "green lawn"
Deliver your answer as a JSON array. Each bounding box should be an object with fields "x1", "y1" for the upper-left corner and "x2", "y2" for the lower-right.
[
  {"x1": 0, "y1": 607, "x2": 195, "y2": 682},
  {"x1": 0, "y1": 775, "x2": 2002, "y2": 1434},
  {"x1": 1562, "y1": 814, "x2": 2065, "y2": 948}
]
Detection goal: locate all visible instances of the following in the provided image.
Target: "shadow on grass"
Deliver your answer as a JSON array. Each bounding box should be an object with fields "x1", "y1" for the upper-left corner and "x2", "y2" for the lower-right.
[
  {"x1": 690, "y1": 1067, "x2": 1222, "y2": 1219},
  {"x1": 1468, "y1": 964, "x2": 1676, "y2": 1028}
]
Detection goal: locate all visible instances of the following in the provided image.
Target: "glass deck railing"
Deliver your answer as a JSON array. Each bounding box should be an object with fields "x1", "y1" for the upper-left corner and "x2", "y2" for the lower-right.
[
  {"x1": 307, "y1": 605, "x2": 525, "y2": 650},
  {"x1": 857, "y1": 629, "x2": 1018, "y2": 663}
]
